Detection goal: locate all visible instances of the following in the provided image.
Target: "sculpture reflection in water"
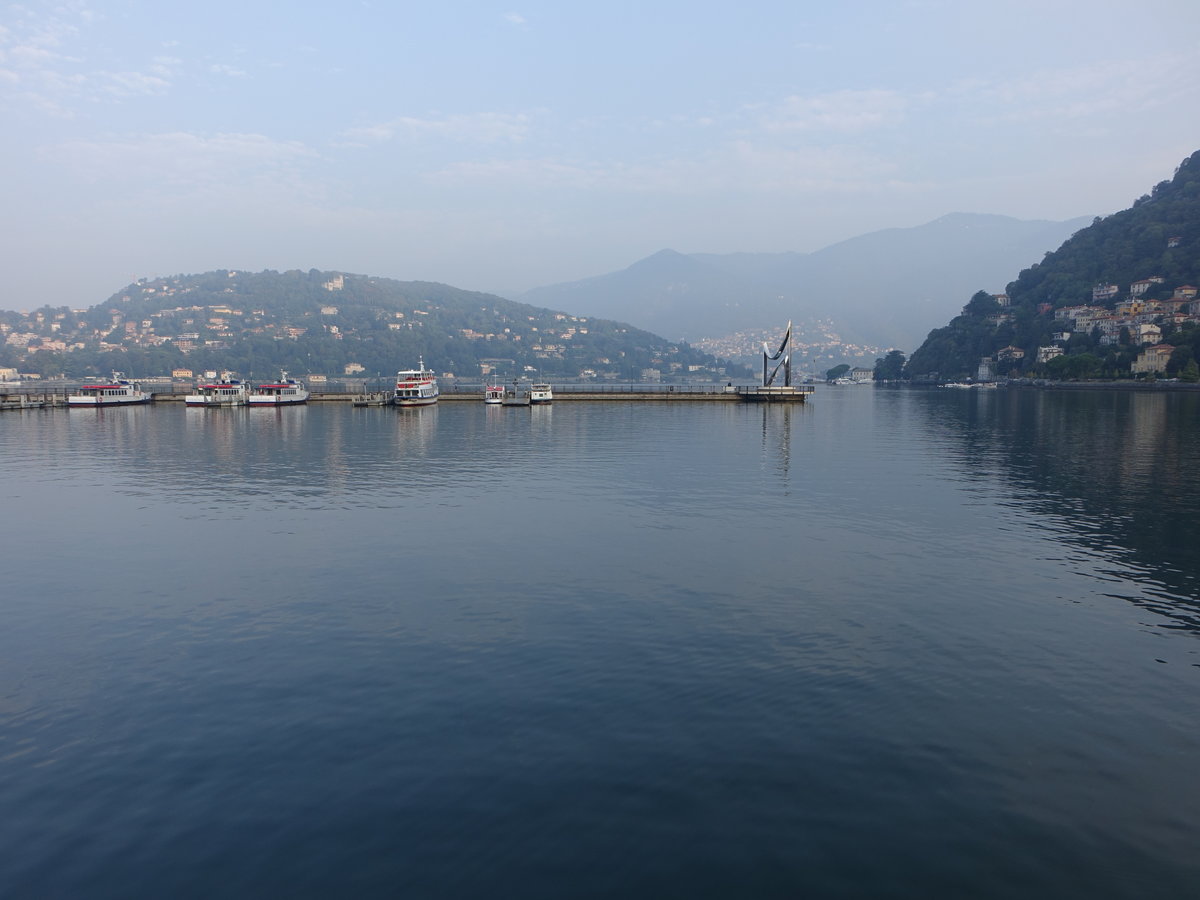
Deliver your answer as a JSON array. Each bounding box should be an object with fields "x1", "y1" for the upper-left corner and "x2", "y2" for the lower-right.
[{"x1": 760, "y1": 404, "x2": 793, "y2": 489}]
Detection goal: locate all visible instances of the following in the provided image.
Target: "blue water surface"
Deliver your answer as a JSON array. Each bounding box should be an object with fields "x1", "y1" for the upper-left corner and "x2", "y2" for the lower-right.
[{"x1": 2, "y1": 388, "x2": 1199, "y2": 898}]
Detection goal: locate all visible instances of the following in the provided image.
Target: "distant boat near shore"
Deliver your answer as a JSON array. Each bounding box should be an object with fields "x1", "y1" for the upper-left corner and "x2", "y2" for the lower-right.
[
  {"x1": 393, "y1": 358, "x2": 439, "y2": 407},
  {"x1": 67, "y1": 373, "x2": 152, "y2": 407},
  {"x1": 249, "y1": 372, "x2": 309, "y2": 406},
  {"x1": 186, "y1": 374, "x2": 250, "y2": 407}
]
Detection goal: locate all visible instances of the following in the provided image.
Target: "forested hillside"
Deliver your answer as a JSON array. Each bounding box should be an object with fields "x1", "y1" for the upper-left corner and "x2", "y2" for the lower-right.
[
  {"x1": 0, "y1": 269, "x2": 746, "y2": 382},
  {"x1": 906, "y1": 150, "x2": 1200, "y2": 380}
]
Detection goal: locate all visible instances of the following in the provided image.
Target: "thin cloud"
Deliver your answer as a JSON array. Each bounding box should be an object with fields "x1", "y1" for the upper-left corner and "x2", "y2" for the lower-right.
[
  {"x1": 725, "y1": 141, "x2": 903, "y2": 192},
  {"x1": 52, "y1": 131, "x2": 321, "y2": 196},
  {"x1": 430, "y1": 157, "x2": 603, "y2": 189},
  {"x1": 96, "y1": 70, "x2": 173, "y2": 99},
  {"x1": 752, "y1": 90, "x2": 910, "y2": 134},
  {"x1": 426, "y1": 140, "x2": 900, "y2": 197},
  {"x1": 341, "y1": 111, "x2": 534, "y2": 146},
  {"x1": 0, "y1": 5, "x2": 181, "y2": 111},
  {"x1": 950, "y1": 55, "x2": 1197, "y2": 127}
]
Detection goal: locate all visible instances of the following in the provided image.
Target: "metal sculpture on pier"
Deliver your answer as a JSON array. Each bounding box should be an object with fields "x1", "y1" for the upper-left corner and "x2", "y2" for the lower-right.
[{"x1": 762, "y1": 321, "x2": 792, "y2": 388}]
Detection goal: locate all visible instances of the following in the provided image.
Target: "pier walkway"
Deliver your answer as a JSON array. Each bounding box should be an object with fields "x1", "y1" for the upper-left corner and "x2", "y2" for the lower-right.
[{"x1": 2, "y1": 383, "x2": 813, "y2": 408}]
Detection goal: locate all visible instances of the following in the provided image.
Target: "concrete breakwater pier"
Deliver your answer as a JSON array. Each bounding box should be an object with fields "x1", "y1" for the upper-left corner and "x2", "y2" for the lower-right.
[
  {"x1": 3, "y1": 383, "x2": 812, "y2": 408},
  {"x1": 161, "y1": 384, "x2": 813, "y2": 403}
]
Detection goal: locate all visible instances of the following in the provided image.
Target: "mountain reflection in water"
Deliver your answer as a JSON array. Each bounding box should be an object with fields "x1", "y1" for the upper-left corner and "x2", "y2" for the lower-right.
[{"x1": 915, "y1": 386, "x2": 1200, "y2": 632}]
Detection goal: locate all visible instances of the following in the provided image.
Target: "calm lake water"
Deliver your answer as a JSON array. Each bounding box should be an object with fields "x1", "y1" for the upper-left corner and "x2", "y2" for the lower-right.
[{"x1": 3, "y1": 387, "x2": 1199, "y2": 898}]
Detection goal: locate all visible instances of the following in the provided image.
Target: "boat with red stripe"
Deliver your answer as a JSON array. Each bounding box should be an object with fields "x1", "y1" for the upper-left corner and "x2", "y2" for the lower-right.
[
  {"x1": 67, "y1": 373, "x2": 152, "y2": 407},
  {"x1": 249, "y1": 372, "x2": 309, "y2": 406}
]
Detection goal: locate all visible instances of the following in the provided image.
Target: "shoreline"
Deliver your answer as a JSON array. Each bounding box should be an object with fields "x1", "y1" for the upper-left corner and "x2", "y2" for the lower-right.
[{"x1": 1006, "y1": 379, "x2": 1200, "y2": 392}]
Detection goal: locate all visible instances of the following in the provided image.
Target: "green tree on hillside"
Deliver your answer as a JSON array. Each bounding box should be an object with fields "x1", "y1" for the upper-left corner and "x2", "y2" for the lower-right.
[{"x1": 873, "y1": 350, "x2": 906, "y2": 381}]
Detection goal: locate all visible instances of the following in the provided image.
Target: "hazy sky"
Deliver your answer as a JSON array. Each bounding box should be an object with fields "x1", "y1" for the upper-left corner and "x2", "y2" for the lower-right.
[{"x1": 3, "y1": 1, "x2": 1199, "y2": 310}]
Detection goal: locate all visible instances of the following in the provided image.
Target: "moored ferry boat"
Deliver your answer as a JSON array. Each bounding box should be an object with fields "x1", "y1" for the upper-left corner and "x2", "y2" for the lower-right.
[
  {"x1": 484, "y1": 384, "x2": 505, "y2": 404},
  {"x1": 502, "y1": 381, "x2": 531, "y2": 406},
  {"x1": 68, "y1": 373, "x2": 152, "y2": 407},
  {"x1": 185, "y1": 374, "x2": 250, "y2": 407},
  {"x1": 530, "y1": 383, "x2": 553, "y2": 404},
  {"x1": 393, "y1": 357, "x2": 439, "y2": 407},
  {"x1": 249, "y1": 372, "x2": 309, "y2": 406}
]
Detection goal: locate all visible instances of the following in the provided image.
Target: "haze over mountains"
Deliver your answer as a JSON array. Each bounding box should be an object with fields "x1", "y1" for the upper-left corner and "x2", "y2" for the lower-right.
[
  {"x1": 516, "y1": 213, "x2": 1092, "y2": 352},
  {"x1": 1, "y1": 212, "x2": 1097, "y2": 379}
]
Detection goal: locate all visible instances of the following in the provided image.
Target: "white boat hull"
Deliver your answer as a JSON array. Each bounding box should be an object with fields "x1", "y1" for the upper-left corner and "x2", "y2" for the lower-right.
[
  {"x1": 393, "y1": 395, "x2": 438, "y2": 407},
  {"x1": 248, "y1": 396, "x2": 308, "y2": 405},
  {"x1": 68, "y1": 378, "x2": 152, "y2": 406},
  {"x1": 67, "y1": 395, "x2": 151, "y2": 407}
]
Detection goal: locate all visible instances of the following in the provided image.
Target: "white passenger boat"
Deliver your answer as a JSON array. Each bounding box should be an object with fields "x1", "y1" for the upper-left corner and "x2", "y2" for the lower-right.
[
  {"x1": 484, "y1": 384, "x2": 505, "y2": 404},
  {"x1": 249, "y1": 372, "x2": 309, "y2": 406},
  {"x1": 530, "y1": 383, "x2": 553, "y2": 404},
  {"x1": 393, "y1": 358, "x2": 439, "y2": 407},
  {"x1": 185, "y1": 374, "x2": 250, "y2": 407},
  {"x1": 67, "y1": 373, "x2": 152, "y2": 407}
]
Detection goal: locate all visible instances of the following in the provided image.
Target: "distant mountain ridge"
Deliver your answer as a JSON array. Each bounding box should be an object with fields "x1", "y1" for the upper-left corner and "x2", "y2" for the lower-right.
[{"x1": 518, "y1": 213, "x2": 1092, "y2": 351}]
